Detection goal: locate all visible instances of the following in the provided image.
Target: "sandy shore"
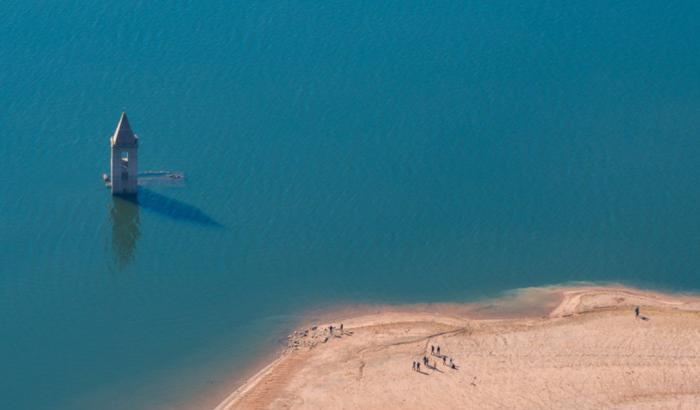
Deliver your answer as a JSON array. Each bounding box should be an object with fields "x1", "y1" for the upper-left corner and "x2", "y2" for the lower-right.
[{"x1": 213, "y1": 286, "x2": 700, "y2": 409}]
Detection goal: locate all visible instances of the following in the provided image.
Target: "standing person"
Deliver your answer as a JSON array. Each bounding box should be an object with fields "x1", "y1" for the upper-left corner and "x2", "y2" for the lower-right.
[
  {"x1": 443, "y1": 356, "x2": 446, "y2": 365},
  {"x1": 431, "y1": 345, "x2": 434, "y2": 354},
  {"x1": 412, "y1": 361, "x2": 416, "y2": 371},
  {"x1": 417, "y1": 362, "x2": 421, "y2": 371},
  {"x1": 635, "y1": 306, "x2": 640, "y2": 318},
  {"x1": 437, "y1": 346, "x2": 441, "y2": 355},
  {"x1": 329, "y1": 325, "x2": 333, "y2": 334},
  {"x1": 340, "y1": 323, "x2": 344, "y2": 333}
]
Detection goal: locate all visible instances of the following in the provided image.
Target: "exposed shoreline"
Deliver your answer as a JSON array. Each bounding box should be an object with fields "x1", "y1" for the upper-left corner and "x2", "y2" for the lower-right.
[{"x1": 212, "y1": 285, "x2": 700, "y2": 409}]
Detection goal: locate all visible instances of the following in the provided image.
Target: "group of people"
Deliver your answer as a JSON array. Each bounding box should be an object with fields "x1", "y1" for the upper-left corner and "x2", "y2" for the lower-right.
[
  {"x1": 329, "y1": 323, "x2": 344, "y2": 335},
  {"x1": 412, "y1": 344, "x2": 457, "y2": 372},
  {"x1": 432, "y1": 344, "x2": 457, "y2": 369},
  {"x1": 412, "y1": 360, "x2": 423, "y2": 371},
  {"x1": 411, "y1": 356, "x2": 434, "y2": 371}
]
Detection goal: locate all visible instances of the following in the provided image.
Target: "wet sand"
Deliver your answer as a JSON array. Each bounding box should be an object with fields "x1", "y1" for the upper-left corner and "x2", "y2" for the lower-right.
[{"x1": 213, "y1": 286, "x2": 700, "y2": 409}]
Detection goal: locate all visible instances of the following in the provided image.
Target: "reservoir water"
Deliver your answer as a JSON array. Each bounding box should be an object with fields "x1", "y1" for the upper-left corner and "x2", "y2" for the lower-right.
[{"x1": 1, "y1": 1, "x2": 699, "y2": 409}]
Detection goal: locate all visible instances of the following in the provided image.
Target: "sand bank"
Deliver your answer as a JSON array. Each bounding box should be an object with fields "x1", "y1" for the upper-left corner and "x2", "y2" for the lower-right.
[{"x1": 213, "y1": 286, "x2": 700, "y2": 409}]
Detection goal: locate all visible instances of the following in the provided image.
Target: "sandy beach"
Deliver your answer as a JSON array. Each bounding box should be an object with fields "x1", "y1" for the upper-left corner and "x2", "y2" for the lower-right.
[{"x1": 213, "y1": 286, "x2": 700, "y2": 409}]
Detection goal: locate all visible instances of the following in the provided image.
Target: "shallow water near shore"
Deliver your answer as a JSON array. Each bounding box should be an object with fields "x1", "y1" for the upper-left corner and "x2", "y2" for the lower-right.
[{"x1": 2, "y1": 1, "x2": 700, "y2": 409}]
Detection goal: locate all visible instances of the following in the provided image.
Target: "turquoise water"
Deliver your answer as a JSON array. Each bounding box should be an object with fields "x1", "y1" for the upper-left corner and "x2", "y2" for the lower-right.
[{"x1": 2, "y1": 1, "x2": 700, "y2": 408}]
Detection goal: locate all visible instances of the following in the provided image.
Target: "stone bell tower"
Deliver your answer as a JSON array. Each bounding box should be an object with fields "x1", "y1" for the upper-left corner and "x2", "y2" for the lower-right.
[{"x1": 110, "y1": 112, "x2": 139, "y2": 196}]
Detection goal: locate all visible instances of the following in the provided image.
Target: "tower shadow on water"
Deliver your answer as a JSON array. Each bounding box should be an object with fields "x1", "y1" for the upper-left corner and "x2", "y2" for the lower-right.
[{"x1": 131, "y1": 188, "x2": 223, "y2": 228}]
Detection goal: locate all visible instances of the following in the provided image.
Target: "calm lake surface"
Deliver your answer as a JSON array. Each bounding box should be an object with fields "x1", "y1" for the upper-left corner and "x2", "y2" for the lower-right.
[{"x1": 1, "y1": 1, "x2": 699, "y2": 409}]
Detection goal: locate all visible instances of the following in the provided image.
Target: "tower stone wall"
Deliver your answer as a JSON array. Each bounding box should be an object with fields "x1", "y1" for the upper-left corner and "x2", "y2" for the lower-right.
[{"x1": 110, "y1": 113, "x2": 139, "y2": 196}]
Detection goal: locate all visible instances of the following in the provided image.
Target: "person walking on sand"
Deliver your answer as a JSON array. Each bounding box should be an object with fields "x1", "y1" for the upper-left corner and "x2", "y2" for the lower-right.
[
  {"x1": 329, "y1": 325, "x2": 333, "y2": 334},
  {"x1": 437, "y1": 346, "x2": 441, "y2": 355},
  {"x1": 340, "y1": 323, "x2": 344, "y2": 333},
  {"x1": 431, "y1": 345, "x2": 434, "y2": 355},
  {"x1": 443, "y1": 356, "x2": 446, "y2": 365},
  {"x1": 635, "y1": 306, "x2": 640, "y2": 318}
]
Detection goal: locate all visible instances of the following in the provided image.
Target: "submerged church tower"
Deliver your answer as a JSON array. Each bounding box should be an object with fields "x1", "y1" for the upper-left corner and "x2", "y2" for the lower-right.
[{"x1": 110, "y1": 112, "x2": 139, "y2": 195}]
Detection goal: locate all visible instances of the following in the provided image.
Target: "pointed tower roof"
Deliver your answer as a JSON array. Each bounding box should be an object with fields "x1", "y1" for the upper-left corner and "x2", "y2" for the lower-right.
[{"x1": 111, "y1": 112, "x2": 138, "y2": 147}]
